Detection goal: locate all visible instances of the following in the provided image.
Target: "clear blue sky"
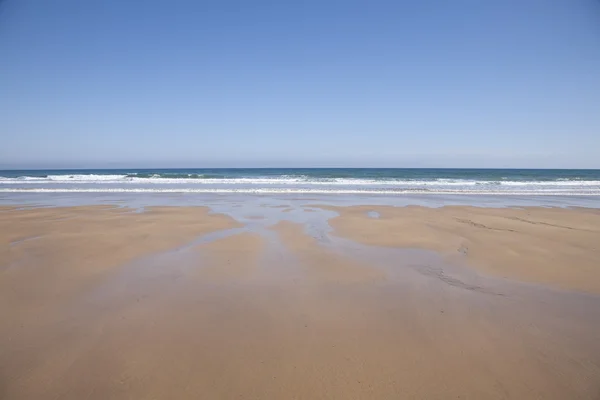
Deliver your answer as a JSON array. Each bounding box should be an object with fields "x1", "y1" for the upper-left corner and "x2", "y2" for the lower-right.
[{"x1": 1, "y1": 0, "x2": 599, "y2": 169}]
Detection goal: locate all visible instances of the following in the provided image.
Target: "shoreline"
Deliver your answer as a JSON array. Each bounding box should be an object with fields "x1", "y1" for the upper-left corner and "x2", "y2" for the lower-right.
[{"x1": 2, "y1": 191, "x2": 600, "y2": 210}]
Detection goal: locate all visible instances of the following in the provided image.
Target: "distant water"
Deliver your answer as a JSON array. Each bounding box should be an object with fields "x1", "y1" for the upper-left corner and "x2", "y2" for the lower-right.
[{"x1": 1, "y1": 168, "x2": 600, "y2": 195}]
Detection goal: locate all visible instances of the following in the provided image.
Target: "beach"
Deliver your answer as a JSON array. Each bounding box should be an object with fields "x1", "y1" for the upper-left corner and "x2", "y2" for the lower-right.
[
  {"x1": 4, "y1": 0, "x2": 600, "y2": 395},
  {"x1": 1, "y1": 201, "x2": 599, "y2": 399}
]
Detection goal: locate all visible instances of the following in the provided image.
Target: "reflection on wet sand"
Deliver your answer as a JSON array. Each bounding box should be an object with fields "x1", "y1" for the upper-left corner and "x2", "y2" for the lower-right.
[{"x1": 1, "y1": 204, "x2": 599, "y2": 399}]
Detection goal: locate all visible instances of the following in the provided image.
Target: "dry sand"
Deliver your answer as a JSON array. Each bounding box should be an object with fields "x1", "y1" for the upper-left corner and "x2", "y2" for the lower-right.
[{"x1": 1, "y1": 205, "x2": 599, "y2": 399}]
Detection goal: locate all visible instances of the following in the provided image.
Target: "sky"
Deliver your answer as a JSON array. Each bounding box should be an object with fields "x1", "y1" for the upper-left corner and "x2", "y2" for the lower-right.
[{"x1": 1, "y1": 0, "x2": 599, "y2": 169}]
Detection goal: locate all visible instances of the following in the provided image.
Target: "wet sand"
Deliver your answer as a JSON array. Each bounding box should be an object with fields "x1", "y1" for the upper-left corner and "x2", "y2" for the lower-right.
[
  {"x1": 1, "y1": 205, "x2": 599, "y2": 399},
  {"x1": 323, "y1": 205, "x2": 600, "y2": 293}
]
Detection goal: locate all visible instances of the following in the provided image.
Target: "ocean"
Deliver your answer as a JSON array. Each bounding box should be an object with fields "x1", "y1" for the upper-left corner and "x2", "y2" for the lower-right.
[{"x1": 1, "y1": 168, "x2": 600, "y2": 196}]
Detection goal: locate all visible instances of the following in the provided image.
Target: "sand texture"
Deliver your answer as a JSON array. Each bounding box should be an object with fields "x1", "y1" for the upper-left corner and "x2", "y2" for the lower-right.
[
  {"x1": 323, "y1": 205, "x2": 600, "y2": 293},
  {"x1": 1, "y1": 205, "x2": 599, "y2": 399}
]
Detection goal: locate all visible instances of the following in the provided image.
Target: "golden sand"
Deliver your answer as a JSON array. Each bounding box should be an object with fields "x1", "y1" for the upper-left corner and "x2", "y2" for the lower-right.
[
  {"x1": 322, "y1": 205, "x2": 600, "y2": 293},
  {"x1": 1, "y1": 205, "x2": 599, "y2": 399}
]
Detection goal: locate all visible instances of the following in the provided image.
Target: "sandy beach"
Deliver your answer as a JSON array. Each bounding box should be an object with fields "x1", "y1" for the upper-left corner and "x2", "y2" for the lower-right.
[
  {"x1": 1, "y1": 204, "x2": 599, "y2": 399},
  {"x1": 4, "y1": 0, "x2": 600, "y2": 397}
]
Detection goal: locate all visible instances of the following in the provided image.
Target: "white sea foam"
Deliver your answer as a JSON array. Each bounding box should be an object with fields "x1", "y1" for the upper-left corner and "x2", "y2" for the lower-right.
[
  {"x1": 1, "y1": 173, "x2": 599, "y2": 197},
  {"x1": 3, "y1": 174, "x2": 130, "y2": 182},
  {"x1": 1, "y1": 175, "x2": 600, "y2": 187}
]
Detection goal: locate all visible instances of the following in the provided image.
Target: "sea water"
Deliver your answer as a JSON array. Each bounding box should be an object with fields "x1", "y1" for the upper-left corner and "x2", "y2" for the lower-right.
[{"x1": 2, "y1": 168, "x2": 600, "y2": 196}]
